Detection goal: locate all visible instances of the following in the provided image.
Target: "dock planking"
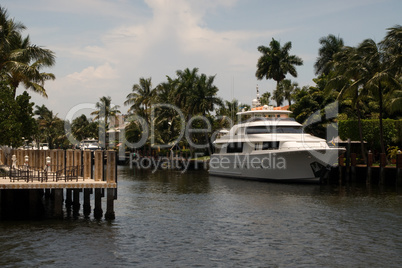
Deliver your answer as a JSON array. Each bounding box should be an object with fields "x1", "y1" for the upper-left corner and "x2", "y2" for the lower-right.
[{"x1": 0, "y1": 148, "x2": 117, "y2": 220}]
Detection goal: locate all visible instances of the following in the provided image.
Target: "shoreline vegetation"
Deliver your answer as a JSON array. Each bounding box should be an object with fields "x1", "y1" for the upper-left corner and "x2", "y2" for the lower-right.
[{"x1": 0, "y1": 6, "x2": 401, "y2": 165}]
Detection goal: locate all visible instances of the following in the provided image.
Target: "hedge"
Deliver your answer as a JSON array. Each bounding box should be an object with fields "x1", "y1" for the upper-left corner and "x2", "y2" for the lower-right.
[{"x1": 338, "y1": 119, "x2": 402, "y2": 150}]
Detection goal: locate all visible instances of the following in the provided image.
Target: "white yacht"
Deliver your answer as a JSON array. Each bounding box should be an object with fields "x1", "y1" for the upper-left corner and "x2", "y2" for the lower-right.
[
  {"x1": 209, "y1": 97, "x2": 345, "y2": 182},
  {"x1": 80, "y1": 139, "x2": 101, "y2": 151}
]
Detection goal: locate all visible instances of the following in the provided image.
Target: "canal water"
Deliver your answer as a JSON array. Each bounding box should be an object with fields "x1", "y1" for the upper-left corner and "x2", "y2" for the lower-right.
[{"x1": 1, "y1": 165, "x2": 402, "y2": 267}]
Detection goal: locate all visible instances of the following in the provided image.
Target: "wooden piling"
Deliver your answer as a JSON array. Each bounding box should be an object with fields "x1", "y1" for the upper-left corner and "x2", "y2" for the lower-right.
[
  {"x1": 94, "y1": 150, "x2": 103, "y2": 181},
  {"x1": 83, "y1": 150, "x2": 92, "y2": 179},
  {"x1": 57, "y1": 149, "x2": 65, "y2": 172},
  {"x1": 50, "y1": 150, "x2": 58, "y2": 172},
  {"x1": 339, "y1": 154, "x2": 344, "y2": 184},
  {"x1": 83, "y1": 188, "x2": 91, "y2": 217},
  {"x1": 94, "y1": 189, "x2": 103, "y2": 219},
  {"x1": 379, "y1": 153, "x2": 386, "y2": 185},
  {"x1": 367, "y1": 152, "x2": 373, "y2": 185},
  {"x1": 105, "y1": 150, "x2": 116, "y2": 220},
  {"x1": 74, "y1": 149, "x2": 82, "y2": 176},
  {"x1": 65, "y1": 189, "x2": 72, "y2": 207},
  {"x1": 66, "y1": 149, "x2": 74, "y2": 169},
  {"x1": 54, "y1": 189, "x2": 64, "y2": 219},
  {"x1": 1, "y1": 148, "x2": 117, "y2": 220},
  {"x1": 397, "y1": 153, "x2": 402, "y2": 187},
  {"x1": 105, "y1": 188, "x2": 115, "y2": 220},
  {"x1": 345, "y1": 139, "x2": 351, "y2": 182},
  {"x1": 0, "y1": 149, "x2": 4, "y2": 165},
  {"x1": 351, "y1": 153, "x2": 357, "y2": 182},
  {"x1": 73, "y1": 189, "x2": 80, "y2": 217}
]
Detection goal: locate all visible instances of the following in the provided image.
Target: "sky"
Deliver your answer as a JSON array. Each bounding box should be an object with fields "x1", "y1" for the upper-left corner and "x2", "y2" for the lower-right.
[{"x1": 2, "y1": 0, "x2": 401, "y2": 120}]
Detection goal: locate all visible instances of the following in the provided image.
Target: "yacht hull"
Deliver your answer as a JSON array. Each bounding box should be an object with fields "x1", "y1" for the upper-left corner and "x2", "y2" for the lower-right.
[{"x1": 209, "y1": 148, "x2": 342, "y2": 181}]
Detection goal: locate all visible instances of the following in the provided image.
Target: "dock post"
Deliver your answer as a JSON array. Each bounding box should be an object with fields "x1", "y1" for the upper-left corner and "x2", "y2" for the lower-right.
[
  {"x1": 379, "y1": 153, "x2": 386, "y2": 185},
  {"x1": 57, "y1": 149, "x2": 65, "y2": 171},
  {"x1": 94, "y1": 189, "x2": 103, "y2": 219},
  {"x1": 83, "y1": 150, "x2": 91, "y2": 180},
  {"x1": 351, "y1": 153, "x2": 357, "y2": 182},
  {"x1": 65, "y1": 189, "x2": 72, "y2": 211},
  {"x1": 72, "y1": 189, "x2": 80, "y2": 218},
  {"x1": 105, "y1": 188, "x2": 115, "y2": 220},
  {"x1": 94, "y1": 150, "x2": 103, "y2": 181},
  {"x1": 74, "y1": 149, "x2": 82, "y2": 175},
  {"x1": 396, "y1": 153, "x2": 402, "y2": 187},
  {"x1": 367, "y1": 152, "x2": 373, "y2": 185},
  {"x1": 83, "y1": 189, "x2": 91, "y2": 217},
  {"x1": 94, "y1": 150, "x2": 104, "y2": 219},
  {"x1": 339, "y1": 154, "x2": 344, "y2": 184},
  {"x1": 345, "y1": 139, "x2": 351, "y2": 182},
  {"x1": 105, "y1": 150, "x2": 116, "y2": 220},
  {"x1": 0, "y1": 149, "x2": 4, "y2": 165},
  {"x1": 53, "y1": 189, "x2": 64, "y2": 219}
]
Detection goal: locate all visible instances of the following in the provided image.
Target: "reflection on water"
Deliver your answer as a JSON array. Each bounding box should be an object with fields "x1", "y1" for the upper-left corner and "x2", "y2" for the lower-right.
[{"x1": 1, "y1": 166, "x2": 402, "y2": 267}]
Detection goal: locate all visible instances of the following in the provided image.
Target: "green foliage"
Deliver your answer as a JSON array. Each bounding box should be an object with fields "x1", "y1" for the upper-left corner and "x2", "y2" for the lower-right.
[
  {"x1": 16, "y1": 91, "x2": 37, "y2": 142},
  {"x1": 0, "y1": 81, "x2": 21, "y2": 146},
  {"x1": 387, "y1": 145, "x2": 400, "y2": 160},
  {"x1": 71, "y1": 114, "x2": 98, "y2": 141},
  {"x1": 339, "y1": 119, "x2": 400, "y2": 150},
  {"x1": 0, "y1": 80, "x2": 38, "y2": 146},
  {"x1": 291, "y1": 78, "x2": 338, "y2": 138}
]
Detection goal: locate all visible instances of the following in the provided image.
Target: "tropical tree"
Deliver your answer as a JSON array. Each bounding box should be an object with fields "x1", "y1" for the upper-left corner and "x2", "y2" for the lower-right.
[
  {"x1": 260, "y1": 92, "x2": 271, "y2": 106},
  {"x1": 314, "y1": 34, "x2": 344, "y2": 76},
  {"x1": 91, "y1": 96, "x2": 121, "y2": 129},
  {"x1": 186, "y1": 73, "x2": 222, "y2": 155},
  {"x1": 125, "y1": 77, "x2": 156, "y2": 123},
  {"x1": 327, "y1": 46, "x2": 370, "y2": 162},
  {"x1": 71, "y1": 114, "x2": 98, "y2": 141},
  {"x1": 256, "y1": 38, "x2": 303, "y2": 89},
  {"x1": 173, "y1": 67, "x2": 199, "y2": 113},
  {"x1": 0, "y1": 6, "x2": 55, "y2": 98},
  {"x1": 0, "y1": 80, "x2": 21, "y2": 146},
  {"x1": 15, "y1": 91, "x2": 37, "y2": 143},
  {"x1": 277, "y1": 79, "x2": 299, "y2": 106},
  {"x1": 271, "y1": 88, "x2": 284, "y2": 107},
  {"x1": 380, "y1": 25, "x2": 402, "y2": 77},
  {"x1": 380, "y1": 25, "x2": 402, "y2": 117},
  {"x1": 356, "y1": 39, "x2": 399, "y2": 154},
  {"x1": 35, "y1": 106, "x2": 63, "y2": 149}
]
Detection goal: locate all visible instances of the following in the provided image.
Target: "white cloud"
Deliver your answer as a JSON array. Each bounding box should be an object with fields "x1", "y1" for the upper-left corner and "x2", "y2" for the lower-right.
[{"x1": 67, "y1": 63, "x2": 119, "y2": 82}]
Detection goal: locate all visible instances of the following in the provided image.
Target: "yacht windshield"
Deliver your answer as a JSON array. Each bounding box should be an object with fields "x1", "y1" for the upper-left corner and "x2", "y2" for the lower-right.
[{"x1": 246, "y1": 126, "x2": 303, "y2": 134}]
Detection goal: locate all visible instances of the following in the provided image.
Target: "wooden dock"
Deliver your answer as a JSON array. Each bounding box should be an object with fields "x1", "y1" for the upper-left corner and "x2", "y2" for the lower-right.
[
  {"x1": 326, "y1": 152, "x2": 402, "y2": 186},
  {"x1": 0, "y1": 149, "x2": 117, "y2": 220}
]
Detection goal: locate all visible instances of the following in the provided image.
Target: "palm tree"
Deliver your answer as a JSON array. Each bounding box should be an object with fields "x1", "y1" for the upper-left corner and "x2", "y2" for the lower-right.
[
  {"x1": 0, "y1": 6, "x2": 56, "y2": 98},
  {"x1": 314, "y1": 34, "x2": 344, "y2": 76},
  {"x1": 174, "y1": 67, "x2": 199, "y2": 113},
  {"x1": 271, "y1": 87, "x2": 284, "y2": 107},
  {"x1": 188, "y1": 73, "x2": 221, "y2": 116},
  {"x1": 36, "y1": 109, "x2": 62, "y2": 149},
  {"x1": 260, "y1": 92, "x2": 271, "y2": 106},
  {"x1": 357, "y1": 39, "x2": 399, "y2": 154},
  {"x1": 277, "y1": 79, "x2": 298, "y2": 106},
  {"x1": 124, "y1": 77, "x2": 156, "y2": 123},
  {"x1": 380, "y1": 25, "x2": 402, "y2": 116},
  {"x1": 91, "y1": 96, "x2": 121, "y2": 129},
  {"x1": 380, "y1": 25, "x2": 402, "y2": 76},
  {"x1": 186, "y1": 73, "x2": 222, "y2": 155},
  {"x1": 328, "y1": 46, "x2": 369, "y2": 162},
  {"x1": 256, "y1": 38, "x2": 303, "y2": 89}
]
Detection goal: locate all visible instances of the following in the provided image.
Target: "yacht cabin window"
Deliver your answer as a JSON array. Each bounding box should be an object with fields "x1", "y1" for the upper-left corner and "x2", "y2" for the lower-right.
[
  {"x1": 246, "y1": 126, "x2": 303, "y2": 134},
  {"x1": 254, "y1": 141, "x2": 280, "y2": 150},
  {"x1": 226, "y1": 142, "x2": 243, "y2": 153}
]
